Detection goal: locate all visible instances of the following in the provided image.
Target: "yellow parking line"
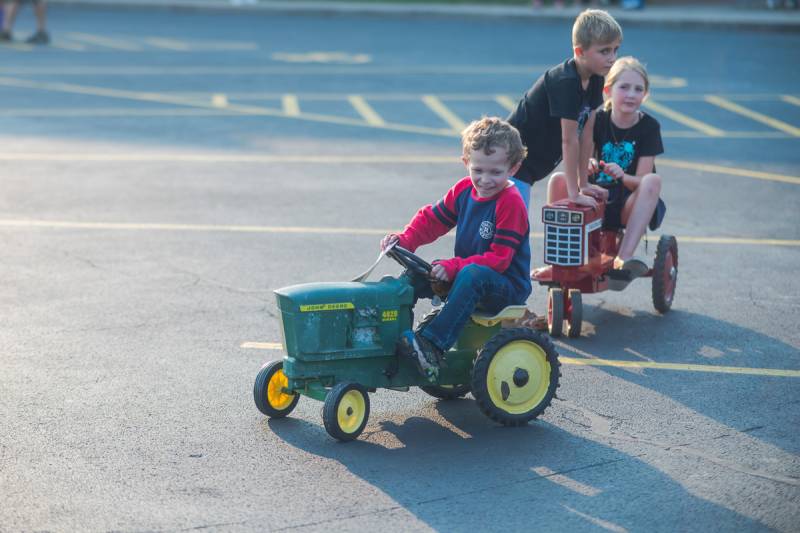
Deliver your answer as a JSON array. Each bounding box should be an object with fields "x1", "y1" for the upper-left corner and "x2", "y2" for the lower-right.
[
  {"x1": 662, "y1": 131, "x2": 788, "y2": 139},
  {"x1": 3, "y1": 42, "x2": 33, "y2": 52},
  {"x1": 65, "y1": 32, "x2": 142, "y2": 51},
  {"x1": 0, "y1": 219, "x2": 391, "y2": 235},
  {"x1": 0, "y1": 108, "x2": 231, "y2": 117},
  {"x1": 705, "y1": 95, "x2": 800, "y2": 137},
  {"x1": 241, "y1": 342, "x2": 282, "y2": 350},
  {"x1": 781, "y1": 95, "x2": 800, "y2": 107},
  {"x1": 348, "y1": 95, "x2": 385, "y2": 126},
  {"x1": 144, "y1": 37, "x2": 191, "y2": 51},
  {"x1": 1, "y1": 149, "x2": 796, "y2": 186},
  {"x1": 674, "y1": 236, "x2": 800, "y2": 246},
  {"x1": 281, "y1": 94, "x2": 300, "y2": 116},
  {"x1": 422, "y1": 95, "x2": 466, "y2": 132},
  {"x1": 658, "y1": 158, "x2": 800, "y2": 185},
  {"x1": 560, "y1": 357, "x2": 800, "y2": 378},
  {"x1": 0, "y1": 219, "x2": 797, "y2": 247},
  {"x1": 0, "y1": 65, "x2": 553, "y2": 76},
  {"x1": 239, "y1": 342, "x2": 800, "y2": 378},
  {"x1": 495, "y1": 95, "x2": 517, "y2": 112},
  {"x1": 0, "y1": 74, "x2": 794, "y2": 144},
  {"x1": 644, "y1": 99, "x2": 725, "y2": 137},
  {"x1": 50, "y1": 40, "x2": 87, "y2": 51},
  {"x1": 0, "y1": 76, "x2": 454, "y2": 137},
  {"x1": 211, "y1": 93, "x2": 228, "y2": 108}
]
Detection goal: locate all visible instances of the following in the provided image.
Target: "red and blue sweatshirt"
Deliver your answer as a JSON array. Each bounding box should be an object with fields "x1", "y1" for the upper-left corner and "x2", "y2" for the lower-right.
[{"x1": 396, "y1": 177, "x2": 532, "y2": 297}]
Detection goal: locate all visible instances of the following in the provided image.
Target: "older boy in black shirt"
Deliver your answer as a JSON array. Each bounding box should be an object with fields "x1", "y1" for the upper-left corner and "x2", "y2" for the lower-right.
[{"x1": 508, "y1": 9, "x2": 622, "y2": 210}]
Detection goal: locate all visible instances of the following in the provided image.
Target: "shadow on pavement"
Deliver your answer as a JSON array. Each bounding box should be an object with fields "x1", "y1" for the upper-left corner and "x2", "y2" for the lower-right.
[
  {"x1": 564, "y1": 304, "x2": 800, "y2": 456},
  {"x1": 265, "y1": 399, "x2": 767, "y2": 531}
]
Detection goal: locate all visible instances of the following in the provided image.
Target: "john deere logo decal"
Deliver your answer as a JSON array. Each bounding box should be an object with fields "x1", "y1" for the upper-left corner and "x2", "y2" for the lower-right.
[
  {"x1": 299, "y1": 302, "x2": 355, "y2": 312},
  {"x1": 479, "y1": 220, "x2": 495, "y2": 240}
]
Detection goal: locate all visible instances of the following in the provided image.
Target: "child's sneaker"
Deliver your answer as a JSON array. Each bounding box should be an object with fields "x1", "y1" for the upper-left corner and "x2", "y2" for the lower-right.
[
  {"x1": 26, "y1": 31, "x2": 49, "y2": 45},
  {"x1": 398, "y1": 330, "x2": 442, "y2": 383}
]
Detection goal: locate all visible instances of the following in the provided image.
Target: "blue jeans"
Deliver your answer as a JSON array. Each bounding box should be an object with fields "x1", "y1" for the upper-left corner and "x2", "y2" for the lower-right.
[
  {"x1": 419, "y1": 264, "x2": 527, "y2": 352},
  {"x1": 510, "y1": 177, "x2": 531, "y2": 210}
]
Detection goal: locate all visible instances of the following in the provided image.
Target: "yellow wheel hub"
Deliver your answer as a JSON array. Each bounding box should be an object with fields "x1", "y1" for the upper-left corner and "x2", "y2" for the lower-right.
[
  {"x1": 486, "y1": 340, "x2": 550, "y2": 414},
  {"x1": 267, "y1": 368, "x2": 295, "y2": 411},
  {"x1": 337, "y1": 390, "x2": 366, "y2": 434}
]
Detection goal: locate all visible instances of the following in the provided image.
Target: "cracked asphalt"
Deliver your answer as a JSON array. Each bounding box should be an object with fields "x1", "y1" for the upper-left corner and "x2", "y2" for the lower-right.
[{"x1": 1, "y1": 5, "x2": 799, "y2": 532}]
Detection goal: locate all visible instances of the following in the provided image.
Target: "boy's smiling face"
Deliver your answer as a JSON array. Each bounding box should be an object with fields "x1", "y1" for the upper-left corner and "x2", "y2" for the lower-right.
[
  {"x1": 463, "y1": 147, "x2": 521, "y2": 198},
  {"x1": 577, "y1": 38, "x2": 621, "y2": 77}
]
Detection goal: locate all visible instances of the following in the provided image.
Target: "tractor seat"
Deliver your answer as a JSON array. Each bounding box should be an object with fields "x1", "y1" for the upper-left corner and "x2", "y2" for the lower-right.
[{"x1": 470, "y1": 305, "x2": 528, "y2": 327}]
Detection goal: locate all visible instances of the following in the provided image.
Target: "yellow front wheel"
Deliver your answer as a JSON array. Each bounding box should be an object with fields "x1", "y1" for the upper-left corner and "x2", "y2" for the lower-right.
[
  {"x1": 471, "y1": 329, "x2": 560, "y2": 426},
  {"x1": 254, "y1": 360, "x2": 299, "y2": 418},
  {"x1": 322, "y1": 382, "x2": 370, "y2": 442}
]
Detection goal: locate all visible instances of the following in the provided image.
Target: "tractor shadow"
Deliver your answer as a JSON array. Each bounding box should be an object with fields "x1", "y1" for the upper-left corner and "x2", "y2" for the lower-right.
[
  {"x1": 559, "y1": 303, "x2": 800, "y2": 456},
  {"x1": 266, "y1": 400, "x2": 766, "y2": 532}
]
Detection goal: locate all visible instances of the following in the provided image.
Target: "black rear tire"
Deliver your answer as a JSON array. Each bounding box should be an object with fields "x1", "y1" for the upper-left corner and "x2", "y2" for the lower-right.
[
  {"x1": 548, "y1": 288, "x2": 564, "y2": 337},
  {"x1": 652, "y1": 235, "x2": 678, "y2": 313},
  {"x1": 567, "y1": 289, "x2": 582, "y2": 338},
  {"x1": 253, "y1": 360, "x2": 299, "y2": 418}
]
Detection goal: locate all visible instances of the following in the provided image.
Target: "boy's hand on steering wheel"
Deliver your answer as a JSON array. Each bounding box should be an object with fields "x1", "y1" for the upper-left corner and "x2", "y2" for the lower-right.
[
  {"x1": 380, "y1": 234, "x2": 399, "y2": 251},
  {"x1": 430, "y1": 263, "x2": 450, "y2": 282}
]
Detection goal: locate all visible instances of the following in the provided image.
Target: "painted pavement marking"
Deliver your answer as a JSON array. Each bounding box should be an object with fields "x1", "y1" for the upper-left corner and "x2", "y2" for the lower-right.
[
  {"x1": 65, "y1": 32, "x2": 143, "y2": 51},
  {"x1": 421, "y1": 94, "x2": 467, "y2": 132},
  {"x1": 348, "y1": 95, "x2": 385, "y2": 126},
  {"x1": 282, "y1": 94, "x2": 300, "y2": 116},
  {"x1": 0, "y1": 73, "x2": 796, "y2": 141},
  {"x1": 494, "y1": 95, "x2": 517, "y2": 112},
  {"x1": 705, "y1": 95, "x2": 800, "y2": 137},
  {"x1": 644, "y1": 99, "x2": 725, "y2": 137},
  {"x1": 239, "y1": 341, "x2": 800, "y2": 378},
  {"x1": 143, "y1": 37, "x2": 192, "y2": 51},
  {"x1": 532, "y1": 467, "x2": 603, "y2": 497},
  {"x1": 0, "y1": 218, "x2": 797, "y2": 247},
  {"x1": 1, "y1": 150, "x2": 797, "y2": 186}
]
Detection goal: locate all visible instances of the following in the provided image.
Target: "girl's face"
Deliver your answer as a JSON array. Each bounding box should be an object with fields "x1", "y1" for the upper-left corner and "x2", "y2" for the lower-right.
[{"x1": 607, "y1": 69, "x2": 648, "y2": 114}]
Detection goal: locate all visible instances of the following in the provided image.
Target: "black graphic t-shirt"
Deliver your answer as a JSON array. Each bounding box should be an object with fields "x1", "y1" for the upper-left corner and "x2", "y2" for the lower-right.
[
  {"x1": 591, "y1": 109, "x2": 664, "y2": 203},
  {"x1": 508, "y1": 58, "x2": 604, "y2": 184}
]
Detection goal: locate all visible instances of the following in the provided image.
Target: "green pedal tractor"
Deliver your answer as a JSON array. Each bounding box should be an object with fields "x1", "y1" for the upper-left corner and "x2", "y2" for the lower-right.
[{"x1": 254, "y1": 246, "x2": 561, "y2": 441}]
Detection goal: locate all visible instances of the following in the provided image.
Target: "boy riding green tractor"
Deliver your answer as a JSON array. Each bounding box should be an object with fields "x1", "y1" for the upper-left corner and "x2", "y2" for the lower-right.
[{"x1": 254, "y1": 118, "x2": 561, "y2": 441}]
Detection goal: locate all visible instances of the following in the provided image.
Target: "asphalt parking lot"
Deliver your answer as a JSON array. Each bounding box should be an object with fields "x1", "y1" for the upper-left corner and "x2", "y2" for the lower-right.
[{"x1": 1, "y1": 5, "x2": 799, "y2": 532}]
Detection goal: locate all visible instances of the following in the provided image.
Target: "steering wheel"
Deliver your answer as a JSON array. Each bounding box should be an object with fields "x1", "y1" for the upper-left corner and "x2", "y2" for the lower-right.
[{"x1": 387, "y1": 245, "x2": 432, "y2": 276}]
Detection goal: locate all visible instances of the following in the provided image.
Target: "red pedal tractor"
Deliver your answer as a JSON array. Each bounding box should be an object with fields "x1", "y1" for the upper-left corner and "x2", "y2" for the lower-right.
[{"x1": 531, "y1": 198, "x2": 678, "y2": 337}]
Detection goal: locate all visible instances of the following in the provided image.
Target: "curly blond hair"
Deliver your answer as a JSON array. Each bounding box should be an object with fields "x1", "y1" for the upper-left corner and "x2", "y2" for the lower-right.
[{"x1": 461, "y1": 117, "x2": 527, "y2": 167}]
